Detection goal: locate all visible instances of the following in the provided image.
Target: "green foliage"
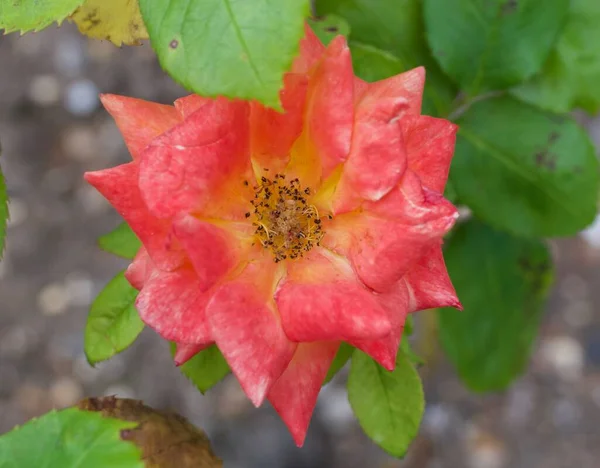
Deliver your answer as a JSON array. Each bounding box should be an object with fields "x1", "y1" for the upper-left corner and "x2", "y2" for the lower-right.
[
  {"x1": 452, "y1": 96, "x2": 599, "y2": 237},
  {"x1": 439, "y1": 219, "x2": 553, "y2": 391},
  {"x1": 401, "y1": 338, "x2": 424, "y2": 366},
  {"x1": 98, "y1": 222, "x2": 141, "y2": 259},
  {"x1": 308, "y1": 14, "x2": 350, "y2": 46},
  {"x1": 0, "y1": 408, "x2": 142, "y2": 468},
  {"x1": 0, "y1": 0, "x2": 84, "y2": 34},
  {"x1": 513, "y1": 0, "x2": 600, "y2": 113},
  {"x1": 349, "y1": 42, "x2": 405, "y2": 82},
  {"x1": 85, "y1": 271, "x2": 144, "y2": 365},
  {"x1": 316, "y1": 0, "x2": 456, "y2": 116},
  {"x1": 139, "y1": 0, "x2": 310, "y2": 109},
  {"x1": 348, "y1": 349, "x2": 424, "y2": 457},
  {"x1": 173, "y1": 343, "x2": 231, "y2": 393},
  {"x1": 0, "y1": 164, "x2": 7, "y2": 259},
  {"x1": 323, "y1": 342, "x2": 354, "y2": 384},
  {"x1": 424, "y1": 0, "x2": 569, "y2": 95}
]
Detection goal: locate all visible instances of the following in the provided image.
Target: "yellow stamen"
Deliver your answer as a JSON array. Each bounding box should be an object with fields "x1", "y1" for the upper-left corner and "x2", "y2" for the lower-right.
[{"x1": 247, "y1": 174, "x2": 329, "y2": 262}]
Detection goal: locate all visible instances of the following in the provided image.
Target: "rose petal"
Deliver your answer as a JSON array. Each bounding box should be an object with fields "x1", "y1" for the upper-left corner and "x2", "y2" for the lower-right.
[
  {"x1": 173, "y1": 94, "x2": 210, "y2": 118},
  {"x1": 333, "y1": 93, "x2": 410, "y2": 212},
  {"x1": 350, "y1": 280, "x2": 410, "y2": 370},
  {"x1": 276, "y1": 249, "x2": 391, "y2": 342},
  {"x1": 404, "y1": 115, "x2": 458, "y2": 193},
  {"x1": 405, "y1": 244, "x2": 462, "y2": 312},
  {"x1": 207, "y1": 260, "x2": 296, "y2": 407},
  {"x1": 305, "y1": 36, "x2": 354, "y2": 178},
  {"x1": 138, "y1": 98, "x2": 251, "y2": 219},
  {"x1": 250, "y1": 73, "x2": 308, "y2": 171},
  {"x1": 84, "y1": 163, "x2": 185, "y2": 270},
  {"x1": 100, "y1": 94, "x2": 182, "y2": 161},
  {"x1": 125, "y1": 247, "x2": 154, "y2": 290},
  {"x1": 136, "y1": 267, "x2": 212, "y2": 343},
  {"x1": 363, "y1": 67, "x2": 425, "y2": 117},
  {"x1": 268, "y1": 341, "x2": 339, "y2": 446},
  {"x1": 174, "y1": 343, "x2": 210, "y2": 367},
  {"x1": 326, "y1": 171, "x2": 459, "y2": 291},
  {"x1": 364, "y1": 169, "x2": 458, "y2": 221},
  {"x1": 354, "y1": 77, "x2": 369, "y2": 101},
  {"x1": 172, "y1": 215, "x2": 247, "y2": 291},
  {"x1": 286, "y1": 36, "x2": 354, "y2": 187},
  {"x1": 292, "y1": 24, "x2": 326, "y2": 74}
]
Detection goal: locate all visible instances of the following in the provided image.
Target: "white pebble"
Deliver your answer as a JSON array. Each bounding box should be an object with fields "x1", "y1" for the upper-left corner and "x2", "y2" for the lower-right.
[
  {"x1": 0, "y1": 255, "x2": 10, "y2": 279},
  {"x1": 0, "y1": 326, "x2": 29, "y2": 358},
  {"x1": 38, "y1": 282, "x2": 70, "y2": 316},
  {"x1": 580, "y1": 212, "x2": 600, "y2": 249},
  {"x1": 6, "y1": 197, "x2": 29, "y2": 229},
  {"x1": 42, "y1": 167, "x2": 74, "y2": 195},
  {"x1": 104, "y1": 384, "x2": 136, "y2": 399},
  {"x1": 73, "y1": 354, "x2": 99, "y2": 384},
  {"x1": 317, "y1": 386, "x2": 354, "y2": 433},
  {"x1": 504, "y1": 382, "x2": 535, "y2": 427},
  {"x1": 77, "y1": 184, "x2": 110, "y2": 215},
  {"x1": 50, "y1": 377, "x2": 83, "y2": 408},
  {"x1": 95, "y1": 355, "x2": 127, "y2": 381},
  {"x1": 97, "y1": 119, "x2": 126, "y2": 160},
  {"x1": 465, "y1": 425, "x2": 507, "y2": 468},
  {"x1": 563, "y1": 300, "x2": 593, "y2": 328},
  {"x1": 64, "y1": 272, "x2": 94, "y2": 307},
  {"x1": 540, "y1": 336, "x2": 584, "y2": 381},
  {"x1": 12, "y1": 33, "x2": 43, "y2": 56},
  {"x1": 64, "y1": 79, "x2": 99, "y2": 116},
  {"x1": 559, "y1": 274, "x2": 589, "y2": 301},
  {"x1": 61, "y1": 126, "x2": 97, "y2": 161},
  {"x1": 28, "y1": 75, "x2": 60, "y2": 107},
  {"x1": 54, "y1": 38, "x2": 85, "y2": 77},
  {"x1": 591, "y1": 384, "x2": 600, "y2": 408},
  {"x1": 422, "y1": 403, "x2": 452, "y2": 436},
  {"x1": 552, "y1": 399, "x2": 581, "y2": 429}
]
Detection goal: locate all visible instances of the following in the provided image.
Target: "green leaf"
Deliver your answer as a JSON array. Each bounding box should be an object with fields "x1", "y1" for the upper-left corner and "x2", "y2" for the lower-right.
[
  {"x1": 400, "y1": 338, "x2": 424, "y2": 366},
  {"x1": 404, "y1": 315, "x2": 414, "y2": 336},
  {"x1": 0, "y1": 0, "x2": 84, "y2": 34},
  {"x1": 0, "y1": 408, "x2": 142, "y2": 467},
  {"x1": 0, "y1": 163, "x2": 7, "y2": 259},
  {"x1": 348, "y1": 349, "x2": 424, "y2": 457},
  {"x1": 308, "y1": 14, "x2": 350, "y2": 46},
  {"x1": 139, "y1": 0, "x2": 310, "y2": 109},
  {"x1": 98, "y1": 222, "x2": 141, "y2": 259},
  {"x1": 316, "y1": 0, "x2": 456, "y2": 116},
  {"x1": 451, "y1": 96, "x2": 599, "y2": 237},
  {"x1": 424, "y1": 0, "x2": 569, "y2": 95},
  {"x1": 85, "y1": 271, "x2": 144, "y2": 365},
  {"x1": 323, "y1": 342, "x2": 354, "y2": 385},
  {"x1": 349, "y1": 41, "x2": 404, "y2": 82},
  {"x1": 438, "y1": 219, "x2": 553, "y2": 391},
  {"x1": 512, "y1": 0, "x2": 600, "y2": 114},
  {"x1": 443, "y1": 177, "x2": 459, "y2": 205},
  {"x1": 173, "y1": 343, "x2": 230, "y2": 393}
]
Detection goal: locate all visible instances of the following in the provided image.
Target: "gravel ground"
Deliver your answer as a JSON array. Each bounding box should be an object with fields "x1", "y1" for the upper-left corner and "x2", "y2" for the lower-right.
[{"x1": 1, "y1": 24, "x2": 600, "y2": 468}]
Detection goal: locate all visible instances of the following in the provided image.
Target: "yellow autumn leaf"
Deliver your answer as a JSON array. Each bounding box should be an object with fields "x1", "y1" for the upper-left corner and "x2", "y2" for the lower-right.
[{"x1": 70, "y1": 0, "x2": 148, "y2": 46}]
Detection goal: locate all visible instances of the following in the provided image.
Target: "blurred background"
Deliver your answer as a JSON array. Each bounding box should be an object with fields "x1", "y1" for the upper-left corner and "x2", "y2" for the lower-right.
[{"x1": 1, "y1": 24, "x2": 600, "y2": 468}]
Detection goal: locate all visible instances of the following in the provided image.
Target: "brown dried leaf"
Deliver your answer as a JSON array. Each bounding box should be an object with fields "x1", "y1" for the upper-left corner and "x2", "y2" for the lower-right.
[{"x1": 77, "y1": 397, "x2": 222, "y2": 468}]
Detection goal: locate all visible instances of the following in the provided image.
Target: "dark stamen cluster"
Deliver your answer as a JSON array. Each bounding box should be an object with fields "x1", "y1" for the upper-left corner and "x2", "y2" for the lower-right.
[{"x1": 246, "y1": 173, "x2": 325, "y2": 262}]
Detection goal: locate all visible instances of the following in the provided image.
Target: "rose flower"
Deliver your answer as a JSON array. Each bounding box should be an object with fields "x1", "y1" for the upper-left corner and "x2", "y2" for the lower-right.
[{"x1": 85, "y1": 26, "x2": 461, "y2": 446}]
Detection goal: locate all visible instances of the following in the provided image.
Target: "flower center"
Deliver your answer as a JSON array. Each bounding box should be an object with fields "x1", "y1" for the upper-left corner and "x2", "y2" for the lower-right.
[{"x1": 246, "y1": 173, "x2": 325, "y2": 262}]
